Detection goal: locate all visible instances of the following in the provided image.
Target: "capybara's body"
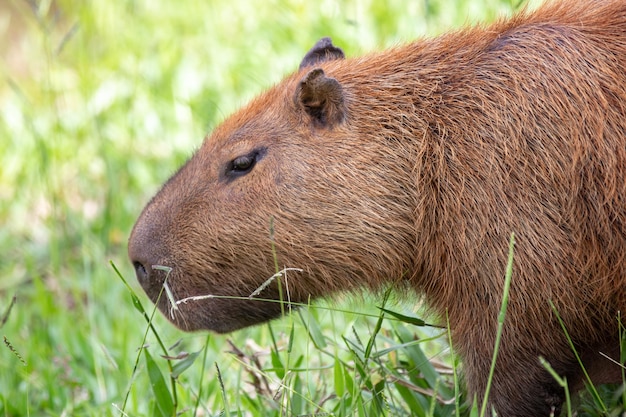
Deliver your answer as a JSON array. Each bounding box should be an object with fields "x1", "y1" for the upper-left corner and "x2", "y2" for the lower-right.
[{"x1": 129, "y1": 1, "x2": 626, "y2": 415}]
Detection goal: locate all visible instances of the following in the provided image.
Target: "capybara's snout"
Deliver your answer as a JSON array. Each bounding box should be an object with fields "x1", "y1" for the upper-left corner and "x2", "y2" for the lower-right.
[
  {"x1": 128, "y1": 217, "x2": 169, "y2": 306},
  {"x1": 128, "y1": 239, "x2": 156, "y2": 296}
]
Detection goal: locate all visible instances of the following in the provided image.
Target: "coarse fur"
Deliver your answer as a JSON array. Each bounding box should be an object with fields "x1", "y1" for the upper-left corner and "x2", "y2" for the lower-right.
[{"x1": 129, "y1": 1, "x2": 626, "y2": 415}]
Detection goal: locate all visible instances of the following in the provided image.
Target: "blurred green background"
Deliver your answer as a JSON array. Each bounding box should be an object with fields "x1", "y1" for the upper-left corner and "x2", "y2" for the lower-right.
[{"x1": 0, "y1": 0, "x2": 545, "y2": 416}]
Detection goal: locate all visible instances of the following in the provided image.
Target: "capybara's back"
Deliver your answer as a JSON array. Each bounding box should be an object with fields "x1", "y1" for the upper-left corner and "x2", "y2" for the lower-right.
[{"x1": 128, "y1": 1, "x2": 626, "y2": 415}]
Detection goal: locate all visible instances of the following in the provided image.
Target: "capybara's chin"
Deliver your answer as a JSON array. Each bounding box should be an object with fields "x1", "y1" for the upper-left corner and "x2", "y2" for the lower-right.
[
  {"x1": 166, "y1": 298, "x2": 285, "y2": 334},
  {"x1": 129, "y1": 1, "x2": 626, "y2": 416}
]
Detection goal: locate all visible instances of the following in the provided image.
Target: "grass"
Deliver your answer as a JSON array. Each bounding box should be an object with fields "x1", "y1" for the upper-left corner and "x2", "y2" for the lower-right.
[{"x1": 0, "y1": 0, "x2": 622, "y2": 416}]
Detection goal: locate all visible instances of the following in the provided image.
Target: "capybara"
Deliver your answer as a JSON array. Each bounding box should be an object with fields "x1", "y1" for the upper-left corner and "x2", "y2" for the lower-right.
[{"x1": 128, "y1": 0, "x2": 626, "y2": 415}]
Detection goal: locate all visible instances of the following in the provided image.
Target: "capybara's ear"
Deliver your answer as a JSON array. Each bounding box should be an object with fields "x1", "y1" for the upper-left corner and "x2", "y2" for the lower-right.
[
  {"x1": 299, "y1": 37, "x2": 345, "y2": 70},
  {"x1": 294, "y1": 68, "x2": 345, "y2": 128}
]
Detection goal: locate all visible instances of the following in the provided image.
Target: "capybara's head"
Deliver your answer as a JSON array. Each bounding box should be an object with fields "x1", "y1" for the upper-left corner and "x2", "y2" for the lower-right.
[{"x1": 128, "y1": 38, "x2": 417, "y2": 333}]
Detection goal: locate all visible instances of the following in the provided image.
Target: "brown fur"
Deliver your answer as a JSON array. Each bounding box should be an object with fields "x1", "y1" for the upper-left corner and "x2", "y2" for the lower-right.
[{"x1": 129, "y1": 1, "x2": 626, "y2": 415}]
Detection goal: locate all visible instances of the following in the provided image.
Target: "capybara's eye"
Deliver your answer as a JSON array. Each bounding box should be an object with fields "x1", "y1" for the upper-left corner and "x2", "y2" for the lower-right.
[
  {"x1": 232, "y1": 155, "x2": 255, "y2": 172},
  {"x1": 225, "y1": 148, "x2": 267, "y2": 179}
]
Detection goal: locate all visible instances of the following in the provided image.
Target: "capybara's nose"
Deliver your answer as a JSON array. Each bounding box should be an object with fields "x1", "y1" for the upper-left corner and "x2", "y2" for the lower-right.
[
  {"x1": 128, "y1": 238, "x2": 154, "y2": 286},
  {"x1": 129, "y1": 243, "x2": 167, "y2": 302},
  {"x1": 132, "y1": 259, "x2": 151, "y2": 286},
  {"x1": 128, "y1": 225, "x2": 163, "y2": 293}
]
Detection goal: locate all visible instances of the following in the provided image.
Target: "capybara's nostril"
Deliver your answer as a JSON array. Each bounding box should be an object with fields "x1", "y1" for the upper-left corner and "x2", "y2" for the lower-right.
[
  {"x1": 133, "y1": 260, "x2": 150, "y2": 285},
  {"x1": 129, "y1": 220, "x2": 162, "y2": 289}
]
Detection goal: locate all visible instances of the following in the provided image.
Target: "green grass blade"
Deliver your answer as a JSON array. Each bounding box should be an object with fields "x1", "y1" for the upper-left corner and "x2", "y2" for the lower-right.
[
  {"x1": 298, "y1": 307, "x2": 327, "y2": 349},
  {"x1": 170, "y1": 350, "x2": 201, "y2": 379},
  {"x1": 480, "y1": 232, "x2": 515, "y2": 417},
  {"x1": 539, "y1": 356, "x2": 572, "y2": 417},
  {"x1": 145, "y1": 349, "x2": 175, "y2": 417},
  {"x1": 549, "y1": 299, "x2": 607, "y2": 413},
  {"x1": 376, "y1": 307, "x2": 427, "y2": 327}
]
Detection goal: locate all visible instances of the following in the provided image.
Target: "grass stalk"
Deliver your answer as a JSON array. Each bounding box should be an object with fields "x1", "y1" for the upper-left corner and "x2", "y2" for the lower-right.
[
  {"x1": 480, "y1": 232, "x2": 515, "y2": 417},
  {"x1": 539, "y1": 356, "x2": 572, "y2": 416},
  {"x1": 548, "y1": 299, "x2": 607, "y2": 414}
]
